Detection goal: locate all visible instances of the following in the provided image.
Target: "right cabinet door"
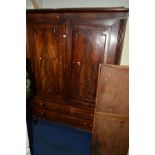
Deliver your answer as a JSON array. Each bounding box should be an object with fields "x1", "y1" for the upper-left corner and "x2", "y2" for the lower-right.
[{"x1": 70, "y1": 19, "x2": 123, "y2": 108}]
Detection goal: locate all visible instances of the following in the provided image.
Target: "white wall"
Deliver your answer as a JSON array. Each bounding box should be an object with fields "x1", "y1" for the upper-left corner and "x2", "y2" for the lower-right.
[
  {"x1": 26, "y1": 0, "x2": 34, "y2": 9},
  {"x1": 121, "y1": 20, "x2": 129, "y2": 65},
  {"x1": 26, "y1": 128, "x2": 31, "y2": 155},
  {"x1": 26, "y1": 0, "x2": 129, "y2": 65},
  {"x1": 26, "y1": 0, "x2": 42, "y2": 9},
  {"x1": 42, "y1": 0, "x2": 128, "y2": 8}
]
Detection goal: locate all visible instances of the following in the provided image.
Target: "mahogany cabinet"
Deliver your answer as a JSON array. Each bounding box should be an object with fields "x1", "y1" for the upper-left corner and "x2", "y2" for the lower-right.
[{"x1": 26, "y1": 8, "x2": 129, "y2": 131}]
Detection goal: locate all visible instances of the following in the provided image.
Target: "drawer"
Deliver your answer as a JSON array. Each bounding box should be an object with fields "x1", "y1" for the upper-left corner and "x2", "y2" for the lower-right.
[
  {"x1": 31, "y1": 99, "x2": 94, "y2": 121},
  {"x1": 27, "y1": 13, "x2": 64, "y2": 22},
  {"x1": 32, "y1": 107, "x2": 93, "y2": 131}
]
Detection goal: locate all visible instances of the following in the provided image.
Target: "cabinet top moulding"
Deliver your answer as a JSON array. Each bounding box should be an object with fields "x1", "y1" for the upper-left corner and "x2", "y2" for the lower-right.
[{"x1": 26, "y1": 7, "x2": 129, "y2": 13}]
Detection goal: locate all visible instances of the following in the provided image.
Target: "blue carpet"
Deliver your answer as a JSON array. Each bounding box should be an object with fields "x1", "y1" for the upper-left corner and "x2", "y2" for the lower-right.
[{"x1": 27, "y1": 118, "x2": 92, "y2": 155}]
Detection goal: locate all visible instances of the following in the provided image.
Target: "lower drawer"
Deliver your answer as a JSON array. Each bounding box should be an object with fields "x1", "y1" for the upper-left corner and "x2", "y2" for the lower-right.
[
  {"x1": 32, "y1": 98, "x2": 94, "y2": 121},
  {"x1": 32, "y1": 107, "x2": 93, "y2": 131}
]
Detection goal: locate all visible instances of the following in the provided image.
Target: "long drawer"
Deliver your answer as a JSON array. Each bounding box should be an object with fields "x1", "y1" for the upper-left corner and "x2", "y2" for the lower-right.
[
  {"x1": 29, "y1": 98, "x2": 94, "y2": 131},
  {"x1": 32, "y1": 98, "x2": 94, "y2": 121},
  {"x1": 32, "y1": 107, "x2": 93, "y2": 131}
]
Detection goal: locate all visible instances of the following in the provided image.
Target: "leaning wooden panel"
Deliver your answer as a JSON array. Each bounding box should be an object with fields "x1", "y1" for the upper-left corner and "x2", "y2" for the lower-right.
[
  {"x1": 96, "y1": 65, "x2": 129, "y2": 115},
  {"x1": 91, "y1": 64, "x2": 129, "y2": 155}
]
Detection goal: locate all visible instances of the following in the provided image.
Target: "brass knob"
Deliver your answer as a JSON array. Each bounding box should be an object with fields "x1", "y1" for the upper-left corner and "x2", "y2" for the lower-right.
[
  {"x1": 63, "y1": 34, "x2": 67, "y2": 38},
  {"x1": 40, "y1": 102, "x2": 45, "y2": 107},
  {"x1": 39, "y1": 111, "x2": 44, "y2": 116},
  {"x1": 77, "y1": 61, "x2": 80, "y2": 65},
  {"x1": 84, "y1": 122, "x2": 87, "y2": 125},
  {"x1": 40, "y1": 57, "x2": 42, "y2": 60}
]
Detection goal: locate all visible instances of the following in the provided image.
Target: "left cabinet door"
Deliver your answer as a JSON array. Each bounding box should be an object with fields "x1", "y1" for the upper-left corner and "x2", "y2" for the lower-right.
[{"x1": 27, "y1": 18, "x2": 67, "y2": 101}]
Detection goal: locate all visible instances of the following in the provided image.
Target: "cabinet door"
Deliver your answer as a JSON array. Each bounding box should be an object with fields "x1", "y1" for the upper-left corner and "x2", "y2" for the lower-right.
[
  {"x1": 31, "y1": 21, "x2": 66, "y2": 100},
  {"x1": 70, "y1": 23, "x2": 111, "y2": 107},
  {"x1": 69, "y1": 19, "x2": 123, "y2": 107}
]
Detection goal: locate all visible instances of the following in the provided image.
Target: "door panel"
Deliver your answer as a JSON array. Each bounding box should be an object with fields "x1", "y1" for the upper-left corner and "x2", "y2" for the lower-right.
[
  {"x1": 70, "y1": 24, "x2": 109, "y2": 104},
  {"x1": 91, "y1": 65, "x2": 129, "y2": 155},
  {"x1": 32, "y1": 22, "x2": 66, "y2": 100},
  {"x1": 92, "y1": 114, "x2": 128, "y2": 155}
]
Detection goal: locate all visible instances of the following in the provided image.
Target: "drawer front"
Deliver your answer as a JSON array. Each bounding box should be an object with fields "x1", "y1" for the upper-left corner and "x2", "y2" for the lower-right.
[
  {"x1": 27, "y1": 13, "x2": 64, "y2": 23},
  {"x1": 32, "y1": 107, "x2": 93, "y2": 131},
  {"x1": 32, "y1": 99, "x2": 94, "y2": 121}
]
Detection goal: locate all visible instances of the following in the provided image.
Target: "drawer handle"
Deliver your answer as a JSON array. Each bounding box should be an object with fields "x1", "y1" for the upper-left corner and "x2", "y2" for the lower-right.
[
  {"x1": 40, "y1": 102, "x2": 45, "y2": 107},
  {"x1": 39, "y1": 111, "x2": 44, "y2": 116},
  {"x1": 84, "y1": 122, "x2": 87, "y2": 125},
  {"x1": 91, "y1": 114, "x2": 94, "y2": 117},
  {"x1": 63, "y1": 34, "x2": 67, "y2": 38},
  {"x1": 77, "y1": 61, "x2": 80, "y2": 65}
]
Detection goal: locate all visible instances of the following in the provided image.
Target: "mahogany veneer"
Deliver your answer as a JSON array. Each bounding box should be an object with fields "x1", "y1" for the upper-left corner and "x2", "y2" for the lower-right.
[{"x1": 26, "y1": 8, "x2": 129, "y2": 131}]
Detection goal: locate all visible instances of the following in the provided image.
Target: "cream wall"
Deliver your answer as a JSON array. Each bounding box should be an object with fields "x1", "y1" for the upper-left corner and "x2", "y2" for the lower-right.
[
  {"x1": 120, "y1": 20, "x2": 129, "y2": 65},
  {"x1": 26, "y1": 0, "x2": 34, "y2": 9},
  {"x1": 26, "y1": 0, "x2": 42, "y2": 8},
  {"x1": 41, "y1": 0, "x2": 128, "y2": 8},
  {"x1": 26, "y1": 0, "x2": 129, "y2": 65}
]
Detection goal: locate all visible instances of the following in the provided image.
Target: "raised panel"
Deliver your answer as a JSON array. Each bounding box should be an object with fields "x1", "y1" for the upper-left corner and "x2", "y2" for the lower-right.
[
  {"x1": 70, "y1": 24, "x2": 109, "y2": 105},
  {"x1": 32, "y1": 22, "x2": 66, "y2": 100}
]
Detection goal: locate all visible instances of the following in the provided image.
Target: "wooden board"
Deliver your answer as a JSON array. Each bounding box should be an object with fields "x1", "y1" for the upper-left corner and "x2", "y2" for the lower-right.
[{"x1": 91, "y1": 64, "x2": 129, "y2": 155}]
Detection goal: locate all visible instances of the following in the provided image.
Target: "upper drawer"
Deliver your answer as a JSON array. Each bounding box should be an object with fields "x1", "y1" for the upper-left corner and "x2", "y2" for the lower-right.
[
  {"x1": 27, "y1": 13, "x2": 64, "y2": 23},
  {"x1": 31, "y1": 98, "x2": 94, "y2": 121}
]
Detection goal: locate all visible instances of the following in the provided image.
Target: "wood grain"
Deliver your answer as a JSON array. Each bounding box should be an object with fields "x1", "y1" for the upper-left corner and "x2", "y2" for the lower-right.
[
  {"x1": 91, "y1": 64, "x2": 129, "y2": 155},
  {"x1": 26, "y1": 8, "x2": 129, "y2": 131}
]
